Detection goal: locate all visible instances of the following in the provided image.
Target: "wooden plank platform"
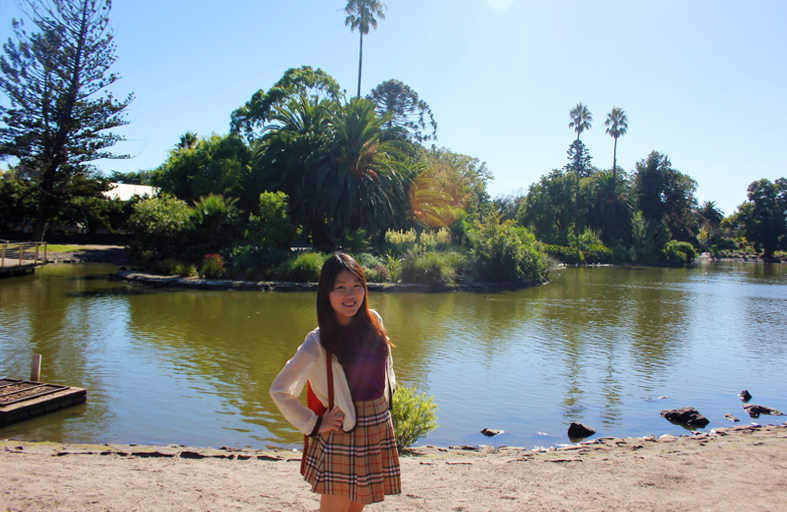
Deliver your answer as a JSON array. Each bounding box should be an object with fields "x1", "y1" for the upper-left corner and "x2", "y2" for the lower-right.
[{"x1": 0, "y1": 379, "x2": 86, "y2": 427}]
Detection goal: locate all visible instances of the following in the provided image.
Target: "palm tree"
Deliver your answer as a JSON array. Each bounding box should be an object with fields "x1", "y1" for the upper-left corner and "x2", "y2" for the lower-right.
[
  {"x1": 323, "y1": 98, "x2": 413, "y2": 236},
  {"x1": 604, "y1": 107, "x2": 628, "y2": 183},
  {"x1": 177, "y1": 131, "x2": 199, "y2": 150},
  {"x1": 344, "y1": 0, "x2": 387, "y2": 99},
  {"x1": 589, "y1": 169, "x2": 633, "y2": 244},
  {"x1": 568, "y1": 102, "x2": 592, "y2": 140}
]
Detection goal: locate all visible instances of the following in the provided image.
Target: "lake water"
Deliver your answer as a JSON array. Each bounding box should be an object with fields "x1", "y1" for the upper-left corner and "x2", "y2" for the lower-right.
[{"x1": 1, "y1": 262, "x2": 785, "y2": 451}]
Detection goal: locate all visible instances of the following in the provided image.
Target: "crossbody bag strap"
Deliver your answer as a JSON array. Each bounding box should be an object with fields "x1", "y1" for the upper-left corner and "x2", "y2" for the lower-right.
[{"x1": 326, "y1": 351, "x2": 334, "y2": 410}]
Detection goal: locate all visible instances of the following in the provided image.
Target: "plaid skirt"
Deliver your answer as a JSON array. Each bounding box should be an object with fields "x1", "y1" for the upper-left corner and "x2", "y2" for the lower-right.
[{"x1": 302, "y1": 395, "x2": 401, "y2": 504}]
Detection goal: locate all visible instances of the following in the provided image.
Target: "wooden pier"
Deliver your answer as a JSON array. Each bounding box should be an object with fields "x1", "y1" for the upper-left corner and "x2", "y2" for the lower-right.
[
  {"x1": 0, "y1": 378, "x2": 86, "y2": 427},
  {"x1": 0, "y1": 241, "x2": 48, "y2": 278}
]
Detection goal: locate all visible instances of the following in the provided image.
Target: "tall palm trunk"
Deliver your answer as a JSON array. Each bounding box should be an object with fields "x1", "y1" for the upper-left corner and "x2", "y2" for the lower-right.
[
  {"x1": 610, "y1": 136, "x2": 619, "y2": 242},
  {"x1": 357, "y1": 31, "x2": 363, "y2": 98}
]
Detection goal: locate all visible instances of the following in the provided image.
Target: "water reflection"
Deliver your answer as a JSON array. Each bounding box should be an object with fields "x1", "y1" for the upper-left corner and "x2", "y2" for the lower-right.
[{"x1": 1, "y1": 262, "x2": 786, "y2": 450}]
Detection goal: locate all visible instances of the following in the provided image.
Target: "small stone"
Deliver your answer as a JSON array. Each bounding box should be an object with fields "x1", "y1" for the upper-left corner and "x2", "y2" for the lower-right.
[
  {"x1": 724, "y1": 413, "x2": 740, "y2": 423},
  {"x1": 739, "y1": 390, "x2": 752, "y2": 402},
  {"x1": 480, "y1": 428, "x2": 504, "y2": 437}
]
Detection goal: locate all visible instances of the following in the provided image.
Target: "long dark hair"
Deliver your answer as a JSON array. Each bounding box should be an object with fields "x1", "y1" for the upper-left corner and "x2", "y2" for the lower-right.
[{"x1": 317, "y1": 253, "x2": 389, "y2": 366}]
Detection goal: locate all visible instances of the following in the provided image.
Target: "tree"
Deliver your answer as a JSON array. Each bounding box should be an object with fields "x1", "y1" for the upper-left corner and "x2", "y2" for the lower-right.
[
  {"x1": 416, "y1": 146, "x2": 493, "y2": 223},
  {"x1": 588, "y1": 169, "x2": 633, "y2": 244},
  {"x1": 564, "y1": 139, "x2": 593, "y2": 248},
  {"x1": 150, "y1": 133, "x2": 252, "y2": 207},
  {"x1": 344, "y1": 0, "x2": 387, "y2": 99},
  {"x1": 517, "y1": 169, "x2": 576, "y2": 245},
  {"x1": 0, "y1": 0, "x2": 133, "y2": 241},
  {"x1": 733, "y1": 178, "x2": 787, "y2": 258},
  {"x1": 698, "y1": 200, "x2": 724, "y2": 250},
  {"x1": 321, "y1": 97, "x2": 414, "y2": 239},
  {"x1": 368, "y1": 79, "x2": 437, "y2": 142},
  {"x1": 632, "y1": 151, "x2": 698, "y2": 242},
  {"x1": 229, "y1": 66, "x2": 343, "y2": 141},
  {"x1": 568, "y1": 102, "x2": 592, "y2": 140},
  {"x1": 604, "y1": 107, "x2": 628, "y2": 182},
  {"x1": 251, "y1": 94, "x2": 335, "y2": 245}
]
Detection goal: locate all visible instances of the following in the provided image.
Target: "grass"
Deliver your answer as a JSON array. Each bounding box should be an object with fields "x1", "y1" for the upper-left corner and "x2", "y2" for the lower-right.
[{"x1": 45, "y1": 245, "x2": 84, "y2": 252}]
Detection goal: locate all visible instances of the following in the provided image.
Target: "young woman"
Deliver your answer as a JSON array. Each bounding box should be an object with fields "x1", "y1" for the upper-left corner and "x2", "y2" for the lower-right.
[{"x1": 270, "y1": 253, "x2": 401, "y2": 511}]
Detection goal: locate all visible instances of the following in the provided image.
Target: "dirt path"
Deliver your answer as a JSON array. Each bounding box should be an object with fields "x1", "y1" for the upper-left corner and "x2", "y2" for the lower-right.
[{"x1": 3, "y1": 423, "x2": 786, "y2": 511}]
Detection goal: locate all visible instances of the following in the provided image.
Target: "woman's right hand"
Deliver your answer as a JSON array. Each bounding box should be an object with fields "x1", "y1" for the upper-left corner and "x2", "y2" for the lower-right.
[{"x1": 318, "y1": 406, "x2": 345, "y2": 433}]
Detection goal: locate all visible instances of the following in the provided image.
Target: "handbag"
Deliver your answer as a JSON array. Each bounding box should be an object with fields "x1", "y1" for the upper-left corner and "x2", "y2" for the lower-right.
[{"x1": 300, "y1": 352, "x2": 333, "y2": 476}]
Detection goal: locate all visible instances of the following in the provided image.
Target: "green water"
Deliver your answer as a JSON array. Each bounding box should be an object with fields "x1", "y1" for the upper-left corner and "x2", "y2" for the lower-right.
[{"x1": 1, "y1": 262, "x2": 785, "y2": 450}]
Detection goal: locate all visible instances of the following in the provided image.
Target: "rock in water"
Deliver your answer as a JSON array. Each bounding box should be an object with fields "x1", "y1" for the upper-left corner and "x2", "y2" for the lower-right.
[
  {"x1": 480, "y1": 428, "x2": 504, "y2": 437},
  {"x1": 724, "y1": 413, "x2": 740, "y2": 423},
  {"x1": 660, "y1": 407, "x2": 710, "y2": 428},
  {"x1": 743, "y1": 404, "x2": 784, "y2": 418},
  {"x1": 739, "y1": 390, "x2": 752, "y2": 402},
  {"x1": 567, "y1": 422, "x2": 596, "y2": 440}
]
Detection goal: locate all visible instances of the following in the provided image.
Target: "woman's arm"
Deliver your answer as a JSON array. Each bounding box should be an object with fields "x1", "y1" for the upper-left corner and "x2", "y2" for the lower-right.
[{"x1": 269, "y1": 335, "x2": 322, "y2": 435}]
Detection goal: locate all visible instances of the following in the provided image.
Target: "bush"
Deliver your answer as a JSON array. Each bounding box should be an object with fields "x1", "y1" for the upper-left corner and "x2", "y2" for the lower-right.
[
  {"x1": 542, "y1": 244, "x2": 584, "y2": 264},
  {"x1": 400, "y1": 248, "x2": 465, "y2": 288},
  {"x1": 466, "y1": 216, "x2": 548, "y2": 283},
  {"x1": 390, "y1": 385, "x2": 439, "y2": 453},
  {"x1": 248, "y1": 191, "x2": 297, "y2": 249},
  {"x1": 420, "y1": 228, "x2": 451, "y2": 250},
  {"x1": 154, "y1": 258, "x2": 196, "y2": 277},
  {"x1": 127, "y1": 195, "x2": 192, "y2": 266},
  {"x1": 272, "y1": 252, "x2": 327, "y2": 282},
  {"x1": 384, "y1": 229, "x2": 417, "y2": 256},
  {"x1": 226, "y1": 244, "x2": 290, "y2": 280},
  {"x1": 199, "y1": 254, "x2": 226, "y2": 279},
  {"x1": 354, "y1": 253, "x2": 390, "y2": 283},
  {"x1": 663, "y1": 240, "x2": 697, "y2": 266}
]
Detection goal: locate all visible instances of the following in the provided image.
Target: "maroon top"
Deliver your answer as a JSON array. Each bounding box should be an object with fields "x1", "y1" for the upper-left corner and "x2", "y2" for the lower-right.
[{"x1": 341, "y1": 327, "x2": 387, "y2": 401}]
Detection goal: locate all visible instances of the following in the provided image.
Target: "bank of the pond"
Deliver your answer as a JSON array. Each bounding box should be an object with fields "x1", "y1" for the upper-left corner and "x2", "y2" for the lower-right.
[
  {"x1": 109, "y1": 269, "x2": 550, "y2": 293},
  {"x1": 2, "y1": 423, "x2": 786, "y2": 511}
]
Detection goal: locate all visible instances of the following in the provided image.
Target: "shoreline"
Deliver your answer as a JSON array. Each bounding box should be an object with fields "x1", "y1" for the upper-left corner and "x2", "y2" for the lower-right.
[{"x1": 3, "y1": 423, "x2": 786, "y2": 511}]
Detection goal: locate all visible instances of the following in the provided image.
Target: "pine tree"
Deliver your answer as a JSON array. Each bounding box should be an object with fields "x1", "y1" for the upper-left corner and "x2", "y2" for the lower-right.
[{"x1": 0, "y1": 0, "x2": 133, "y2": 240}]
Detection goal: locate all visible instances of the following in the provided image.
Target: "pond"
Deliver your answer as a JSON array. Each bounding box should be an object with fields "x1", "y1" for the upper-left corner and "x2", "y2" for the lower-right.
[{"x1": 1, "y1": 262, "x2": 786, "y2": 451}]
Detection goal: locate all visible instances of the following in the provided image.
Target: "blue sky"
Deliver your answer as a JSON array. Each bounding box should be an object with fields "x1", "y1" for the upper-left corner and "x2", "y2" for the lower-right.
[{"x1": 1, "y1": 0, "x2": 785, "y2": 216}]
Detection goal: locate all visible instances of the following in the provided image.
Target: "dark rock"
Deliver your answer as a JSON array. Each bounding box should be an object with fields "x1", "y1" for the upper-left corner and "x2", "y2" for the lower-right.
[
  {"x1": 660, "y1": 407, "x2": 710, "y2": 428},
  {"x1": 724, "y1": 413, "x2": 740, "y2": 423},
  {"x1": 567, "y1": 422, "x2": 596, "y2": 440},
  {"x1": 739, "y1": 390, "x2": 752, "y2": 402},
  {"x1": 743, "y1": 404, "x2": 784, "y2": 418},
  {"x1": 480, "y1": 428, "x2": 504, "y2": 437}
]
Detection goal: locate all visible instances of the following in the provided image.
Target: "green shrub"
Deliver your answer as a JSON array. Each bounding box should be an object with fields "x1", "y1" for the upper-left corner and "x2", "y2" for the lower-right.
[
  {"x1": 384, "y1": 229, "x2": 417, "y2": 256},
  {"x1": 354, "y1": 253, "x2": 390, "y2": 283},
  {"x1": 199, "y1": 253, "x2": 226, "y2": 279},
  {"x1": 384, "y1": 254, "x2": 403, "y2": 283},
  {"x1": 420, "y1": 228, "x2": 451, "y2": 250},
  {"x1": 248, "y1": 191, "x2": 297, "y2": 249},
  {"x1": 154, "y1": 258, "x2": 195, "y2": 277},
  {"x1": 190, "y1": 194, "x2": 243, "y2": 255},
  {"x1": 663, "y1": 240, "x2": 697, "y2": 266},
  {"x1": 226, "y1": 245, "x2": 290, "y2": 280},
  {"x1": 400, "y1": 248, "x2": 465, "y2": 288},
  {"x1": 127, "y1": 195, "x2": 192, "y2": 266},
  {"x1": 542, "y1": 244, "x2": 584, "y2": 264},
  {"x1": 390, "y1": 385, "x2": 439, "y2": 453},
  {"x1": 466, "y1": 216, "x2": 548, "y2": 283},
  {"x1": 272, "y1": 252, "x2": 327, "y2": 282}
]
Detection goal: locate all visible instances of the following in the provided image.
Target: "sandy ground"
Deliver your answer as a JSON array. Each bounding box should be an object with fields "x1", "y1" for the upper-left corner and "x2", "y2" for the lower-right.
[{"x1": 2, "y1": 423, "x2": 786, "y2": 512}]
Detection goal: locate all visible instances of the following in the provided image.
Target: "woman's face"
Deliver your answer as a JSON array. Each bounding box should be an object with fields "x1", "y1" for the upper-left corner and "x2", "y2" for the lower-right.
[{"x1": 329, "y1": 269, "x2": 365, "y2": 326}]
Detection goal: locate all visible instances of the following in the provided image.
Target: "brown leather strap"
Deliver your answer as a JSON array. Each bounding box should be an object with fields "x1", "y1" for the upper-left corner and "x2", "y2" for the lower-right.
[{"x1": 326, "y1": 351, "x2": 334, "y2": 410}]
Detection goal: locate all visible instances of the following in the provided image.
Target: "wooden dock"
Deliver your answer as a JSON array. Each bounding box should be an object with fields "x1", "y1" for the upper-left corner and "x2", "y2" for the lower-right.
[
  {"x1": 0, "y1": 378, "x2": 86, "y2": 427},
  {"x1": 0, "y1": 241, "x2": 48, "y2": 278}
]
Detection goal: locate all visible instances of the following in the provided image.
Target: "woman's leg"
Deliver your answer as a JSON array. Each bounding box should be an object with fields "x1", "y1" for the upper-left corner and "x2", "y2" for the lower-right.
[{"x1": 320, "y1": 494, "x2": 364, "y2": 512}]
